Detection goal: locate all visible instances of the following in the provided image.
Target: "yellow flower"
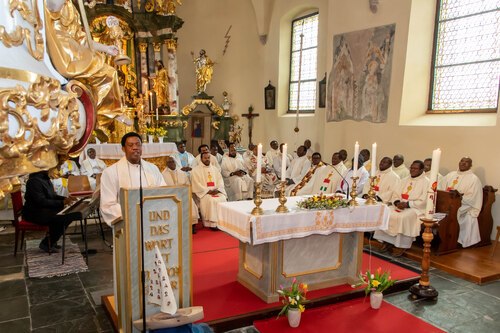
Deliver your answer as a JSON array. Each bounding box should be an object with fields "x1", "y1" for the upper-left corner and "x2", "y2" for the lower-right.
[
  {"x1": 372, "y1": 280, "x2": 381, "y2": 288},
  {"x1": 298, "y1": 304, "x2": 305, "y2": 312},
  {"x1": 290, "y1": 298, "x2": 297, "y2": 305}
]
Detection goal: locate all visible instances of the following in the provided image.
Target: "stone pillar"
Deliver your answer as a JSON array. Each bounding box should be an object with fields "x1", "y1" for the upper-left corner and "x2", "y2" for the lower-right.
[
  {"x1": 165, "y1": 39, "x2": 179, "y2": 115},
  {"x1": 138, "y1": 42, "x2": 150, "y2": 113},
  {"x1": 153, "y1": 42, "x2": 162, "y2": 61}
]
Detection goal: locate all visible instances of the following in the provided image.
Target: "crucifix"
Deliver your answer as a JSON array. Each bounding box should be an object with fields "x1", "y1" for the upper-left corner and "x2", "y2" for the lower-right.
[{"x1": 242, "y1": 105, "x2": 259, "y2": 145}]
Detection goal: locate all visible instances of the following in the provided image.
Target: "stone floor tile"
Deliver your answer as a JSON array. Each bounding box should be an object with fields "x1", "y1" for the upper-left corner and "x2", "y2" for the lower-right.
[
  {"x1": 30, "y1": 295, "x2": 95, "y2": 329},
  {"x1": 0, "y1": 296, "x2": 29, "y2": 323},
  {"x1": 31, "y1": 314, "x2": 100, "y2": 333},
  {"x1": 0, "y1": 279, "x2": 26, "y2": 300},
  {"x1": 27, "y1": 275, "x2": 85, "y2": 305},
  {"x1": 0, "y1": 317, "x2": 30, "y2": 333}
]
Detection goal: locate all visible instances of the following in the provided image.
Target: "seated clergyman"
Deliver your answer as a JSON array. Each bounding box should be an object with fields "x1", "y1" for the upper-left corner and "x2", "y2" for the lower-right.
[
  {"x1": 290, "y1": 152, "x2": 325, "y2": 196},
  {"x1": 362, "y1": 156, "x2": 400, "y2": 203},
  {"x1": 220, "y1": 143, "x2": 254, "y2": 201},
  {"x1": 373, "y1": 160, "x2": 429, "y2": 256}
]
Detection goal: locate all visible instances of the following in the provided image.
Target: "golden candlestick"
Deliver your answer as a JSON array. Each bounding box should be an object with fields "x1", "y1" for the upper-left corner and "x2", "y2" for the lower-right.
[
  {"x1": 275, "y1": 181, "x2": 289, "y2": 213},
  {"x1": 348, "y1": 176, "x2": 359, "y2": 206},
  {"x1": 365, "y1": 176, "x2": 377, "y2": 205},
  {"x1": 251, "y1": 182, "x2": 264, "y2": 216}
]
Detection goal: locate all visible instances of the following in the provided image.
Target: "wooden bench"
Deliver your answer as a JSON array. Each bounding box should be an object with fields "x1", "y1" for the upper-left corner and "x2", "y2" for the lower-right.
[{"x1": 420, "y1": 186, "x2": 497, "y2": 255}]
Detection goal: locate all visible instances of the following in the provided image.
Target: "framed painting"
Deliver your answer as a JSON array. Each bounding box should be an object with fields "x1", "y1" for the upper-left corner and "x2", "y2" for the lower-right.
[
  {"x1": 264, "y1": 81, "x2": 276, "y2": 110},
  {"x1": 191, "y1": 117, "x2": 203, "y2": 138}
]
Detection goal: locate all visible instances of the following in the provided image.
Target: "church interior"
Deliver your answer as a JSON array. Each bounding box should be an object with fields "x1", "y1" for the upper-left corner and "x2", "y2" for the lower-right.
[{"x1": 0, "y1": 0, "x2": 499, "y2": 332}]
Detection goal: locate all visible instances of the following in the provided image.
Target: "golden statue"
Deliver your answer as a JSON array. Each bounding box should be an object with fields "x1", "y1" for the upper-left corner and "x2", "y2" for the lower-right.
[
  {"x1": 44, "y1": 0, "x2": 124, "y2": 128},
  {"x1": 191, "y1": 49, "x2": 214, "y2": 94},
  {"x1": 153, "y1": 60, "x2": 168, "y2": 107},
  {"x1": 166, "y1": 0, "x2": 182, "y2": 15}
]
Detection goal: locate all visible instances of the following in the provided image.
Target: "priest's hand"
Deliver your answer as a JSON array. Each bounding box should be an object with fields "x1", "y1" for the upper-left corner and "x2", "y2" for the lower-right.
[
  {"x1": 208, "y1": 189, "x2": 220, "y2": 195},
  {"x1": 181, "y1": 167, "x2": 192, "y2": 172}
]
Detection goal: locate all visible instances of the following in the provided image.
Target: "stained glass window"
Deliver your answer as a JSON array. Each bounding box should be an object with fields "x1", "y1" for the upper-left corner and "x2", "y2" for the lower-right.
[
  {"x1": 430, "y1": 0, "x2": 500, "y2": 112},
  {"x1": 288, "y1": 13, "x2": 319, "y2": 113}
]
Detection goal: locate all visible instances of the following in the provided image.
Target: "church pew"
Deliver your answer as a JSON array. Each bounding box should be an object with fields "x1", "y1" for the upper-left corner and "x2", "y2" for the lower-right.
[
  {"x1": 427, "y1": 190, "x2": 462, "y2": 255},
  {"x1": 475, "y1": 186, "x2": 497, "y2": 248}
]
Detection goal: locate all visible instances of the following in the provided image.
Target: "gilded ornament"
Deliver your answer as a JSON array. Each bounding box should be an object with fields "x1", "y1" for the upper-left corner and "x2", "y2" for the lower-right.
[
  {"x1": 153, "y1": 42, "x2": 161, "y2": 53},
  {"x1": 139, "y1": 42, "x2": 148, "y2": 54},
  {"x1": 164, "y1": 38, "x2": 177, "y2": 51}
]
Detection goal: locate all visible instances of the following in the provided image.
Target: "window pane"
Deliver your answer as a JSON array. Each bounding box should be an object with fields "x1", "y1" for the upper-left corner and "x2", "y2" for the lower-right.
[
  {"x1": 432, "y1": 60, "x2": 500, "y2": 110},
  {"x1": 440, "y1": 0, "x2": 500, "y2": 21},
  {"x1": 292, "y1": 15, "x2": 319, "y2": 51},
  {"x1": 290, "y1": 49, "x2": 318, "y2": 81},
  {"x1": 289, "y1": 81, "x2": 317, "y2": 111}
]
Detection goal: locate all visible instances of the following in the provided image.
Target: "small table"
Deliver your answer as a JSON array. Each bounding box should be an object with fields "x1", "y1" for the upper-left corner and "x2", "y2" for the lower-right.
[{"x1": 217, "y1": 196, "x2": 390, "y2": 303}]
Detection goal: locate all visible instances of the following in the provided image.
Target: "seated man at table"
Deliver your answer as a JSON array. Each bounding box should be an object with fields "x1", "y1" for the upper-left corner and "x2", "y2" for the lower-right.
[
  {"x1": 191, "y1": 152, "x2": 227, "y2": 230},
  {"x1": 284, "y1": 146, "x2": 311, "y2": 195},
  {"x1": 290, "y1": 152, "x2": 325, "y2": 196},
  {"x1": 221, "y1": 143, "x2": 254, "y2": 201},
  {"x1": 243, "y1": 144, "x2": 278, "y2": 197},
  {"x1": 362, "y1": 157, "x2": 400, "y2": 203},
  {"x1": 171, "y1": 142, "x2": 195, "y2": 174},
  {"x1": 305, "y1": 152, "x2": 347, "y2": 195},
  {"x1": 162, "y1": 157, "x2": 200, "y2": 234},
  {"x1": 192, "y1": 144, "x2": 221, "y2": 171},
  {"x1": 443, "y1": 157, "x2": 483, "y2": 248},
  {"x1": 80, "y1": 148, "x2": 107, "y2": 190},
  {"x1": 374, "y1": 160, "x2": 428, "y2": 256},
  {"x1": 23, "y1": 170, "x2": 79, "y2": 252},
  {"x1": 100, "y1": 132, "x2": 166, "y2": 225}
]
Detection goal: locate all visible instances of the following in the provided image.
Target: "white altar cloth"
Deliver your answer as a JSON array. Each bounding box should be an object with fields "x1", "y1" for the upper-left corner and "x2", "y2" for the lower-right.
[
  {"x1": 83, "y1": 143, "x2": 177, "y2": 160},
  {"x1": 217, "y1": 196, "x2": 390, "y2": 245}
]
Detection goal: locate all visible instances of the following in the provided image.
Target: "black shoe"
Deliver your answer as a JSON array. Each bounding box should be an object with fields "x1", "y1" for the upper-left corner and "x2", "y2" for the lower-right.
[
  {"x1": 53, "y1": 243, "x2": 62, "y2": 249},
  {"x1": 192, "y1": 226, "x2": 197, "y2": 234},
  {"x1": 210, "y1": 227, "x2": 219, "y2": 231},
  {"x1": 39, "y1": 242, "x2": 59, "y2": 253}
]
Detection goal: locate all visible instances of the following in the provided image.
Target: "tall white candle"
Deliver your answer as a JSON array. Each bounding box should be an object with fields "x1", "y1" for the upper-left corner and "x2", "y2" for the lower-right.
[
  {"x1": 371, "y1": 142, "x2": 377, "y2": 176},
  {"x1": 256, "y1": 143, "x2": 262, "y2": 183},
  {"x1": 353, "y1": 141, "x2": 359, "y2": 177},
  {"x1": 281, "y1": 144, "x2": 287, "y2": 181},
  {"x1": 425, "y1": 148, "x2": 441, "y2": 219}
]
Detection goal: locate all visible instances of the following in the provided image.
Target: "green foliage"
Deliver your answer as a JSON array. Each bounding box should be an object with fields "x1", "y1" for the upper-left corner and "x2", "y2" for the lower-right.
[{"x1": 352, "y1": 267, "x2": 396, "y2": 295}]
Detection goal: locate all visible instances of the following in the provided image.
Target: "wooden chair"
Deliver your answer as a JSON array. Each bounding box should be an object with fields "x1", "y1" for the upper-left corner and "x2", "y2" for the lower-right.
[
  {"x1": 10, "y1": 191, "x2": 50, "y2": 256},
  {"x1": 491, "y1": 226, "x2": 500, "y2": 257},
  {"x1": 428, "y1": 190, "x2": 462, "y2": 255},
  {"x1": 67, "y1": 175, "x2": 93, "y2": 197},
  {"x1": 476, "y1": 186, "x2": 497, "y2": 247}
]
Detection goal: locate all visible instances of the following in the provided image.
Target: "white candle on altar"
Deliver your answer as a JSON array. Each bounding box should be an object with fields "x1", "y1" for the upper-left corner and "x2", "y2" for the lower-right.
[
  {"x1": 281, "y1": 144, "x2": 287, "y2": 181},
  {"x1": 256, "y1": 143, "x2": 262, "y2": 183},
  {"x1": 425, "y1": 148, "x2": 441, "y2": 219},
  {"x1": 371, "y1": 142, "x2": 377, "y2": 176},
  {"x1": 353, "y1": 141, "x2": 359, "y2": 177}
]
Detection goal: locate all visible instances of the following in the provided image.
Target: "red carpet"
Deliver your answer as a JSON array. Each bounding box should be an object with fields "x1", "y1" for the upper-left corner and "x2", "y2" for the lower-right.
[
  {"x1": 254, "y1": 298, "x2": 446, "y2": 333},
  {"x1": 192, "y1": 230, "x2": 419, "y2": 322}
]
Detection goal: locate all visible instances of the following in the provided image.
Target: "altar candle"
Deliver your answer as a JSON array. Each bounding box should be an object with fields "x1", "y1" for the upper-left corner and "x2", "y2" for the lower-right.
[
  {"x1": 148, "y1": 92, "x2": 153, "y2": 113},
  {"x1": 281, "y1": 144, "x2": 287, "y2": 181},
  {"x1": 425, "y1": 148, "x2": 441, "y2": 219},
  {"x1": 155, "y1": 107, "x2": 159, "y2": 122},
  {"x1": 256, "y1": 143, "x2": 262, "y2": 183},
  {"x1": 371, "y1": 142, "x2": 377, "y2": 176},
  {"x1": 353, "y1": 141, "x2": 359, "y2": 177}
]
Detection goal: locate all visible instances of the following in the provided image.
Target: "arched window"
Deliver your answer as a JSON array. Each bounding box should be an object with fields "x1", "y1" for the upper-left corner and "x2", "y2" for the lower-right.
[
  {"x1": 288, "y1": 12, "x2": 319, "y2": 114},
  {"x1": 429, "y1": 0, "x2": 500, "y2": 113}
]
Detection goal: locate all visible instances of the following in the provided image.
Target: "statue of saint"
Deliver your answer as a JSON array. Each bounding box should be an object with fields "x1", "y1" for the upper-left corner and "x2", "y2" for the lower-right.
[
  {"x1": 153, "y1": 60, "x2": 168, "y2": 107},
  {"x1": 191, "y1": 49, "x2": 214, "y2": 94},
  {"x1": 44, "y1": 0, "x2": 125, "y2": 128}
]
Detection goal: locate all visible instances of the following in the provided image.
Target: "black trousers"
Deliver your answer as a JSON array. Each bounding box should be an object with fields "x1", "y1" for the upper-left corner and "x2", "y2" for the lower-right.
[{"x1": 25, "y1": 209, "x2": 81, "y2": 244}]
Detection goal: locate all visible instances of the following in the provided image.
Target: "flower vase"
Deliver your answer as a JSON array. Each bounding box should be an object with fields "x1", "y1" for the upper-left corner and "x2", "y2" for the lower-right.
[
  {"x1": 287, "y1": 308, "x2": 301, "y2": 328},
  {"x1": 148, "y1": 135, "x2": 154, "y2": 144},
  {"x1": 370, "y1": 291, "x2": 383, "y2": 309},
  {"x1": 158, "y1": 136, "x2": 164, "y2": 143}
]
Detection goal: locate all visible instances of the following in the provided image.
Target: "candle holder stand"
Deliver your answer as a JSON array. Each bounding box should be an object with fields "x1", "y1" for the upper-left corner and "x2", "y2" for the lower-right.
[
  {"x1": 409, "y1": 217, "x2": 439, "y2": 300},
  {"x1": 275, "y1": 181, "x2": 289, "y2": 213},
  {"x1": 365, "y1": 176, "x2": 377, "y2": 205},
  {"x1": 251, "y1": 182, "x2": 264, "y2": 216},
  {"x1": 348, "y1": 176, "x2": 359, "y2": 207}
]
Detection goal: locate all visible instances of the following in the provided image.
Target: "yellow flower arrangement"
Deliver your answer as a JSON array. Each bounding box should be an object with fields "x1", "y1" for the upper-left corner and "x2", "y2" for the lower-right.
[
  {"x1": 155, "y1": 127, "x2": 167, "y2": 137},
  {"x1": 145, "y1": 127, "x2": 156, "y2": 135},
  {"x1": 277, "y1": 278, "x2": 308, "y2": 317},
  {"x1": 352, "y1": 267, "x2": 396, "y2": 295},
  {"x1": 296, "y1": 194, "x2": 348, "y2": 210}
]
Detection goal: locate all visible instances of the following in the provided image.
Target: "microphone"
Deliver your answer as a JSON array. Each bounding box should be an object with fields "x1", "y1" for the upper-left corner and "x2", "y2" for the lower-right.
[
  {"x1": 138, "y1": 160, "x2": 146, "y2": 333},
  {"x1": 331, "y1": 163, "x2": 350, "y2": 200}
]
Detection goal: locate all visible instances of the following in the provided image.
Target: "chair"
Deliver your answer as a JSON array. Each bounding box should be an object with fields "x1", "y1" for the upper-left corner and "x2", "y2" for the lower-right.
[
  {"x1": 11, "y1": 191, "x2": 50, "y2": 256},
  {"x1": 67, "y1": 175, "x2": 93, "y2": 197}
]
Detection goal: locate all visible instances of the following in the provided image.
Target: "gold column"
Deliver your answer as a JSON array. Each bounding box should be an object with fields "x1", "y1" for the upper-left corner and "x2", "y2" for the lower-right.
[{"x1": 165, "y1": 39, "x2": 179, "y2": 115}]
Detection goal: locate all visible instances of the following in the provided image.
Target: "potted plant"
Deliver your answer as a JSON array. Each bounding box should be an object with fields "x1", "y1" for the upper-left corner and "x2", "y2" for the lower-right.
[
  {"x1": 155, "y1": 127, "x2": 167, "y2": 142},
  {"x1": 145, "y1": 127, "x2": 156, "y2": 144},
  {"x1": 277, "y1": 278, "x2": 307, "y2": 327},
  {"x1": 352, "y1": 267, "x2": 396, "y2": 309}
]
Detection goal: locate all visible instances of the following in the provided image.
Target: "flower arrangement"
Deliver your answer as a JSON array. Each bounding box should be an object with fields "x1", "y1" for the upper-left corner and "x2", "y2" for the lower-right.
[
  {"x1": 155, "y1": 127, "x2": 167, "y2": 137},
  {"x1": 145, "y1": 127, "x2": 156, "y2": 136},
  {"x1": 352, "y1": 267, "x2": 396, "y2": 295},
  {"x1": 296, "y1": 194, "x2": 349, "y2": 210},
  {"x1": 277, "y1": 278, "x2": 308, "y2": 317}
]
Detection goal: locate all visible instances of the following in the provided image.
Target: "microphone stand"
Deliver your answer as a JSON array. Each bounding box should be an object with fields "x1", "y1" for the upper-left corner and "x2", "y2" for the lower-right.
[
  {"x1": 331, "y1": 164, "x2": 350, "y2": 200},
  {"x1": 139, "y1": 160, "x2": 146, "y2": 332}
]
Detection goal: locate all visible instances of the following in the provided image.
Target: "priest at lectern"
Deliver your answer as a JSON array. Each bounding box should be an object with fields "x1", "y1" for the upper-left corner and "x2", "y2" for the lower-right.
[{"x1": 100, "y1": 132, "x2": 166, "y2": 225}]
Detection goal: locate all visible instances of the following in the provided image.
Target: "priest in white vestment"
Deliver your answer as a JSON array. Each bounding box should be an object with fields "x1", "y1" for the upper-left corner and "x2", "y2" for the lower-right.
[
  {"x1": 336, "y1": 155, "x2": 369, "y2": 197},
  {"x1": 338, "y1": 149, "x2": 352, "y2": 170},
  {"x1": 392, "y1": 154, "x2": 410, "y2": 179},
  {"x1": 171, "y1": 142, "x2": 195, "y2": 174},
  {"x1": 272, "y1": 143, "x2": 292, "y2": 180},
  {"x1": 362, "y1": 157, "x2": 401, "y2": 203},
  {"x1": 424, "y1": 158, "x2": 445, "y2": 191},
  {"x1": 444, "y1": 157, "x2": 483, "y2": 247},
  {"x1": 211, "y1": 144, "x2": 224, "y2": 166},
  {"x1": 221, "y1": 143, "x2": 254, "y2": 201},
  {"x1": 100, "y1": 133, "x2": 166, "y2": 226},
  {"x1": 162, "y1": 157, "x2": 200, "y2": 232},
  {"x1": 284, "y1": 146, "x2": 312, "y2": 196},
  {"x1": 291, "y1": 152, "x2": 325, "y2": 196},
  {"x1": 191, "y1": 152, "x2": 227, "y2": 229},
  {"x1": 306, "y1": 153, "x2": 348, "y2": 195},
  {"x1": 243, "y1": 144, "x2": 277, "y2": 197},
  {"x1": 80, "y1": 148, "x2": 107, "y2": 190},
  {"x1": 266, "y1": 140, "x2": 280, "y2": 167},
  {"x1": 374, "y1": 160, "x2": 429, "y2": 255},
  {"x1": 360, "y1": 149, "x2": 372, "y2": 176},
  {"x1": 192, "y1": 144, "x2": 221, "y2": 171}
]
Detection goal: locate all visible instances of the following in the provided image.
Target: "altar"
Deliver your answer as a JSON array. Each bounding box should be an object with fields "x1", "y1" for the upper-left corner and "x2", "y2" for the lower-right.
[
  {"x1": 83, "y1": 143, "x2": 177, "y2": 170},
  {"x1": 217, "y1": 196, "x2": 390, "y2": 303}
]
